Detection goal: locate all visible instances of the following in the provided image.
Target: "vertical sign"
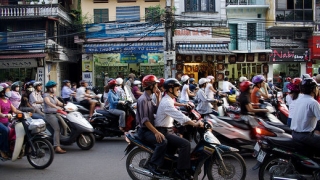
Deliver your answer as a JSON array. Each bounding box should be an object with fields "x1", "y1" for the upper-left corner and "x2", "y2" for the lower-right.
[
  {"x1": 82, "y1": 72, "x2": 93, "y2": 89},
  {"x1": 37, "y1": 67, "x2": 45, "y2": 91}
]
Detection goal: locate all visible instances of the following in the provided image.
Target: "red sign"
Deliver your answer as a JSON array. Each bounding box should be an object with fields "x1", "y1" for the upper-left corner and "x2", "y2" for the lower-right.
[
  {"x1": 309, "y1": 36, "x2": 320, "y2": 59},
  {"x1": 269, "y1": 49, "x2": 306, "y2": 62}
]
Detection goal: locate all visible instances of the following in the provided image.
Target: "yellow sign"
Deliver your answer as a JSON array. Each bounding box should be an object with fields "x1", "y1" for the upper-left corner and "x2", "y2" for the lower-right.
[{"x1": 82, "y1": 54, "x2": 93, "y2": 72}]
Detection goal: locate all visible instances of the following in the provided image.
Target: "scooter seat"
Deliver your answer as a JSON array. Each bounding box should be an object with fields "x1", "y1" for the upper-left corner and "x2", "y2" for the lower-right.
[
  {"x1": 218, "y1": 116, "x2": 251, "y2": 130},
  {"x1": 95, "y1": 110, "x2": 119, "y2": 119},
  {"x1": 266, "y1": 121, "x2": 292, "y2": 134},
  {"x1": 267, "y1": 137, "x2": 304, "y2": 151}
]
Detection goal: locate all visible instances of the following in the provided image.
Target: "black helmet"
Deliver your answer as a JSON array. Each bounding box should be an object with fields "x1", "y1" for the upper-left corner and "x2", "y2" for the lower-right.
[
  {"x1": 11, "y1": 82, "x2": 20, "y2": 91},
  {"x1": 189, "y1": 78, "x2": 195, "y2": 83},
  {"x1": 300, "y1": 78, "x2": 317, "y2": 94},
  {"x1": 63, "y1": 80, "x2": 70, "y2": 84},
  {"x1": 163, "y1": 78, "x2": 182, "y2": 91}
]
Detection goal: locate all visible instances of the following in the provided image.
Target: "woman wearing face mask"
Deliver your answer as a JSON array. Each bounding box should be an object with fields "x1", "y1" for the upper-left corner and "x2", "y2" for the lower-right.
[
  {"x1": 43, "y1": 80, "x2": 66, "y2": 154},
  {"x1": 0, "y1": 83, "x2": 22, "y2": 159},
  {"x1": 9, "y1": 82, "x2": 21, "y2": 109}
]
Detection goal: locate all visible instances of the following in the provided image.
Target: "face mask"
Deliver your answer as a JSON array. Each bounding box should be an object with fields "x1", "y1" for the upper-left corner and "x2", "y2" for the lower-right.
[
  {"x1": 27, "y1": 87, "x2": 34, "y2": 92},
  {"x1": 138, "y1": 85, "x2": 141, "y2": 87},
  {"x1": 5, "y1": 91, "x2": 11, "y2": 98}
]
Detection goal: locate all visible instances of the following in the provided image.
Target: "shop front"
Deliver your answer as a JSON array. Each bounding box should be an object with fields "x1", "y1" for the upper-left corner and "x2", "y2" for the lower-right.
[{"x1": 309, "y1": 36, "x2": 320, "y2": 75}]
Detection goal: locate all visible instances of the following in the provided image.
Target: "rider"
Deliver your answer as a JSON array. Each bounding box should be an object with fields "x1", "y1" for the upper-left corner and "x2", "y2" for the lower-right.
[
  {"x1": 180, "y1": 75, "x2": 195, "y2": 103},
  {"x1": 61, "y1": 80, "x2": 76, "y2": 103},
  {"x1": 9, "y1": 82, "x2": 21, "y2": 109},
  {"x1": 286, "y1": 78, "x2": 302, "y2": 126},
  {"x1": 107, "y1": 79, "x2": 126, "y2": 132},
  {"x1": 131, "y1": 80, "x2": 143, "y2": 99},
  {"x1": 136, "y1": 75, "x2": 166, "y2": 176},
  {"x1": 251, "y1": 75, "x2": 269, "y2": 108},
  {"x1": 0, "y1": 83, "x2": 22, "y2": 159},
  {"x1": 152, "y1": 78, "x2": 165, "y2": 104},
  {"x1": 290, "y1": 78, "x2": 320, "y2": 150},
  {"x1": 222, "y1": 77, "x2": 237, "y2": 94},
  {"x1": 76, "y1": 80, "x2": 98, "y2": 121},
  {"x1": 188, "y1": 78, "x2": 197, "y2": 93},
  {"x1": 196, "y1": 78, "x2": 217, "y2": 115},
  {"x1": 43, "y1": 80, "x2": 66, "y2": 154},
  {"x1": 154, "y1": 78, "x2": 203, "y2": 179},
  {"x1": 115, "y1": 78, "x2": 126, "y2": 101},
  {"x1": 205, "y1": 75, "x2": 219, "y2": 111},
  {"x1": 29, "y1": 81, "x2": 44, "y2": 116}
]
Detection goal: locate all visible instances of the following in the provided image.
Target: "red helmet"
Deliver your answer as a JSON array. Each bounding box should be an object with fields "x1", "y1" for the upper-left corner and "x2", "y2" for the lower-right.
[
  {"x1": 292, "y1": 78, "x2": 302, "y2": 86},
  {"x1": 158, "y1": 78, "x2": 165, "y2": 88},
  {"x1": 108, "y1": 79, "x2": 117, "y2": 87},
  {"x1": 286, "y1": 77, "x2": 292, "y2": 82},
  {"x1": 239, "y1": 81, "x2": 253, "y2": 92},
  {"x1": 142, "y1": 75, "x2": 160, "y2": 88}
]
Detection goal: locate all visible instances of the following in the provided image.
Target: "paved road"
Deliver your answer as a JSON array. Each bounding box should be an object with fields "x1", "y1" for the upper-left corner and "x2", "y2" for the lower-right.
[{"x1": 0, "y1": 137, "x2": 260, "y2": 180}]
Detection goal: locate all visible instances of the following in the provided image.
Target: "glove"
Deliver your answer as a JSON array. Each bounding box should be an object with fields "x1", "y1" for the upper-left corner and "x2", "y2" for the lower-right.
[{"x1": 119, "y1": 101, "x2": 125, "y2": 104}]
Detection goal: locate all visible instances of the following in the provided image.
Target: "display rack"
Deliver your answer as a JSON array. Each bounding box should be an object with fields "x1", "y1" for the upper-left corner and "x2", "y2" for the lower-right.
[{"x1": 140, "y1": 63, "x2": 164, "y2": 77}]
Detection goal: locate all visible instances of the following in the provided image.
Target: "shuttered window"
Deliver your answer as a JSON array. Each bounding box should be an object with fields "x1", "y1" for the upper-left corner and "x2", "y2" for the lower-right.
[
  {"x1": 93, "y1": 0, "x2": 108, "y2": 3},
  {"x1": 256, "y1": 23, "x2": 265, "y2": 40},
  {"x1": 94, "y1": 9, "x2": 109, "y2": 23},
  {"x1": 116, "y1": 6, "x2": 140, "y2": 22}
]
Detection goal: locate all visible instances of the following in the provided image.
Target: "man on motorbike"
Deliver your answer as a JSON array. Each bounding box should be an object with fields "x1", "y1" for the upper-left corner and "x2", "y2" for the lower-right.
[
  {"x1": 154, "y1": 78, "x2": 203, "y2": 179},
  {"x1": 136, "y1": 75, "x2": 166, "y2": 176},
  {"x1": 152, "y1": 78, "x2": 165, "y2": 104},
  {"x1": 188, "y1": 78, "x2": 197, "y2": 93},
  {"x1": 29, "y1": 81, "x2": 45, "y2": 116},
  {"x1": 290, "y1": 78, "x2": 320, "y2": 150},
  {"x1": 61, "y1": 80, "x2": 76, "y2": 103},
  {"x1": 76, "y1": 80, "x2": 98, "y2": 121},
  {"x1": 251, "y1": 75, "x2": 269, "y2": 108}
]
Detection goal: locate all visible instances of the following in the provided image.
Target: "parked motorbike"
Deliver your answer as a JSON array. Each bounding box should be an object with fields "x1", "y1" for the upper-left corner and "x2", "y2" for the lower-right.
[
  {"x1": 124, "y1": 120, "x2": 247, "y2": 180},
  {"x1": 0, "y1": 113, "x2": 54, "y2": 169},
  {"x1": 44, "y1": 103, "x2": 95, "y2": 150},
  {"x1": 269, "y1": 90, "x2": 289, "y2": 125},
  {"x1": 254, "y1": 136, "x2": 320, "y2": 180}
]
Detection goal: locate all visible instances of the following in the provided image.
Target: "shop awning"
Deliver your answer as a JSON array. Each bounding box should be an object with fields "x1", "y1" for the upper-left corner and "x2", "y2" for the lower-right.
[
  {"x1": 0, "y1": 53, "x2": 47, "y2": 59},
  {"x1": 177, "y1": 43, "x2": 233, "y2": 55}
]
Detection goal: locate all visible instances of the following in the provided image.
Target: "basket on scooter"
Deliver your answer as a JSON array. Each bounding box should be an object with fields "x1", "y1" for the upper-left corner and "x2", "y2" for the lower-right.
[{"x1": 28, "y1": 119, "x2": 46, "y2": 134}]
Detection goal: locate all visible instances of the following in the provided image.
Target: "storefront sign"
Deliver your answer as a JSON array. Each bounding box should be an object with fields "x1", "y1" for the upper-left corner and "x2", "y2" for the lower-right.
[
  {"x1": 120, "y1": 54, "x2": 148, "y2": 63},
  {"x1": 82, "y1": 72, "x2": 93, "y2": 89},
  {"x1": 309, "y1": 36, "x2": 320, "y2": 59},
  {"x1": 85, "y1": 22, "x2": 165, "y2": 38},
  {"x1": 85, "y1": 45, "x2": 163, "y2": 54},
  {"x1": 269, "y1": 49, "x2": 307, "y2": 62},
  {"x1": 0, "y1": 59, "x2": 37, "y2": 69},
  {"x1": 0, "y1": 31, "x2": 46, "y2": 50},
  {"x1": 82, "y1": 54, "x2": 93, "y2": 72},
  {"x1": 37, "y1": 67, "x2": 45, "y2": 91}
]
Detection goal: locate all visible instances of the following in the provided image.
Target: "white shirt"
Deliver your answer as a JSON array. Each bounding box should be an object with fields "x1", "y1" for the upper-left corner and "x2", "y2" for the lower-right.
[
  {"x1": 288, "y1": 94, "x2": 300, "y2": 118},
  {"x1": 222, "y1": 81, "x2": 236, "y2": 93},
  {"x1": 154, "y1": 94, "x2": 191, "y2": 127},
  {"x1": 286, "y1": 94, "x2": 293, "y2": 106},
  {"x1": 76, "y1": 87, "x2": 86, "y2": 102},
  {"x1": 290, "y1": 94, "x2": 320, "y2": 132},
  {"x1": 205, "y1": 83, "x2": 214, "y2": 99},
  {"x1": 180, "y1": 84, "x2": 189, "y2": 102},
  {"x1": 196, "y1": 88, "x2": 214, "y2": 114}
]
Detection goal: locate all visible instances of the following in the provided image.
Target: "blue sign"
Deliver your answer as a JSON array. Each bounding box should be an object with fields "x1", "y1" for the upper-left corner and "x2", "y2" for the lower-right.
[
  {"x1": 0, "y1": 31, "x2": 46, "y2": 50},
  {"x1": 120, "y1": 54, "x2": 148, "y2": 63},
  {"x1": 85, "y1": 22, "x2": 165, "y2": 38},
  {"x1": 84, "y1": 45, "x2": 163, "y2": 54}
]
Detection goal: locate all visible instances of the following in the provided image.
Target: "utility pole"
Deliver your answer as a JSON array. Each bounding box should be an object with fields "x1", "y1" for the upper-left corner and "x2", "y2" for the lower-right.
[{"x1": 164, "y1": 0, "x2": 175, "y2": 79}]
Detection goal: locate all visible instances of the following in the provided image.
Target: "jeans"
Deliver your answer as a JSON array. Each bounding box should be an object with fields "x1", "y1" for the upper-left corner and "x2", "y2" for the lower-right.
[
  {"x1": 45, "y1": 114, "x2": 61, "y2": 147},
  {"x1": 157, "y1": 127, "x2": 191, "y2": 170},
  {"x1": 109, "y1": 109, "x2": 126, "y2": 127},
  {"x1": 287, "y1": 118, "x2": 292, "y2": 126},
  {"x1": 138, "y1": 127, "x2": 167, "y2": 167},
  {"x1": 0, "y1": 122, "x2": 9, "y2": 152}
]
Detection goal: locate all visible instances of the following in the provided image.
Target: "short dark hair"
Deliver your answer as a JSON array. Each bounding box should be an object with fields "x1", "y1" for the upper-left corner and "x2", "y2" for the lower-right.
[{"x1": 224, "y1": 77, "x2": 229, "y2": 81}]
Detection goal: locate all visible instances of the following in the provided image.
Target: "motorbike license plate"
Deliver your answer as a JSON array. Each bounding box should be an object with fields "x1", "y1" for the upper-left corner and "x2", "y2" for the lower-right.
[
  {"x1": 253, "y1": 142, "x2": 260, "y2": 157},
  {"x1": 257, "y1": 150, "x2": 266, "y2": 162}
]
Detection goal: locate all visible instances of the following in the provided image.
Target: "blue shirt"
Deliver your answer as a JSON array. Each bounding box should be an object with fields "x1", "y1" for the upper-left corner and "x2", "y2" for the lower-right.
[
  {"x1": 189, "y1": 84, "x2": 197, "y2": 92},
  {"x1": 107, "y1": 90, "x2": 120, "y2": 110},
  {"x1": 283, "y1": 82, "x2": 290, "y2": 93}
]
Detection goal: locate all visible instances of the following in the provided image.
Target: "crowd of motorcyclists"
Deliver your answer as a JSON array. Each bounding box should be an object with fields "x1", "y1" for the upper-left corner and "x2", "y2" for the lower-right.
[{"x1": 1, "y1": 71, "x2": 320, "y2": 179}]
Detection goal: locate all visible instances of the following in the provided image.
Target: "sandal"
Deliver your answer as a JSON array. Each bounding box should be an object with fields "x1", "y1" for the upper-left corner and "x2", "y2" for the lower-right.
[
  {"x1": 55, "y1": 147, "x2": 66, "y2": 154},
  {"x1": 0, "y1": 151, "x2": 9, "y2": 159}
]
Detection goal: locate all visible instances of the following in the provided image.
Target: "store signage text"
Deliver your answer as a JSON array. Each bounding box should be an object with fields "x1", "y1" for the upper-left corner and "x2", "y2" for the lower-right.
[
  {"x1": 269, "y1": 49, "x2": 306, "y2": 62},
  {"x1": 0, "y1": 59, "x2": 37, "y2": 69},
  {"x1": 37, "y1": 67, "x2": 45, "y2": 91},
  {"x1": 85, "y1": 46, "x2": 163, "y2": 53},
  {"x1": 82, "y1": 72, "x2": 93, "y2": 89},
  {"x1": 0, "y1": 31, "x2": 46, "y2": 50}
]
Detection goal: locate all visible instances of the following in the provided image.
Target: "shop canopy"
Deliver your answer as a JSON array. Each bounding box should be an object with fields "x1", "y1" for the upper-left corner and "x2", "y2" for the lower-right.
[{"x1": 177, "y1": 43, "x2": 233, "y2": 55}]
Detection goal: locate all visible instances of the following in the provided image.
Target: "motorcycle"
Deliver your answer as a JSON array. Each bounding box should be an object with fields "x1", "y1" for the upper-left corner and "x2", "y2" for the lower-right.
[
  {"x1": 269, "y1": 90, "x2": 289, "y2": 125},
  {"x1": 44, "y1": 103, "x2": 95, "y2": 150},
  {"x1": 124, "y1": 120, "x2": 247, "y2": 180},
  {"x1": 254, "y1": 136, "x2": 320, "y2": 180},
  {"x1": 0, "y1": 113, "x2": 54, "y2": 169}
]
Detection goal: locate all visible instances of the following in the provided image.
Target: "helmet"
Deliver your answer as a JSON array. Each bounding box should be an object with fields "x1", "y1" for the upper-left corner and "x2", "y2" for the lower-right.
[
  {"x1": 292, "y1": 78, "x2": 302, "y2": 86},
  {"x1": 199, "y1": 78, "x2": 209, "y2": 85},
  {"x1": 116, "y1": 78, "x2": 124, "y2": 85},
  {"x1": 285, "y1": 77, "x2": 292, "y2": 82},
  {"x1": 286, "y1": 82, "x2": 300, "y2": 92},
  {"x1": 163, "y1": 78, "x2": 182, "y2": 91},
  {"x1": 239, "y1": 81, "x2": 253, "y2": 92},
  {"x1": 158, "y1": 78, "x2": 165, "y2": 88},
  {"x1": 107, "y1": 78, "x2": 114, "y2": 83},
  {"x1": 11, "y1": 82, "x2": 20, "y2": 91},
  {"x1": 267, "y1": 77, "x2": 272, "y2": 82},
  {"x1": 108, "y1": 79, "x2": 117, "y2": 87},
  {"x1": 207, "y1": 76, "x2": 215, "y2": 81},
  {"x1": 189, "y1": 78, "x2": 195, "y2": 83},
  {"x1": 142, "y1": 75, "x2": 159, "y2": 88},
  {"x1": 239, "y1": 76, "x2": 248, "y2": 83},
  {"x1": 181, "y1": 75, "x2": 190, "y2": 83},
  {"x1": 315, "y1": 74, "x2": 320, "y2": 83},
  {"x1": 0, "y1": 83, "x2": 9, "y2": 93},
  {"x1": 45, "y1": 80, "x2": 57, "y2": 88},
  {"x1": 133, "y1": 80, "x2": 141, "y2": 85},
  {"x1": 301, "y1": 74, "x2": 311, "y2": 80},
  {"x1": 252, "y1": 75, "x2": 265, "y2": 84},
  {"x1": 80, "y1": 80, "x2": 87, "y2": 86},
  {"x1": 63, "y1": 80, "x2": 70, "y2": 84},
  {"x1": 300, "y1": 78, "x2": 317, "y2": 94},
  {"x1": 33, "y1": 81, "x2": 42, "y2": 87}
]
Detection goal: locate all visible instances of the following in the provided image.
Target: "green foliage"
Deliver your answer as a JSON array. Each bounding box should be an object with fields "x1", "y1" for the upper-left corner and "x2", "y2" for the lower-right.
[{"x1": 145, "y1": 5, "x2": 166, "y2": 23}]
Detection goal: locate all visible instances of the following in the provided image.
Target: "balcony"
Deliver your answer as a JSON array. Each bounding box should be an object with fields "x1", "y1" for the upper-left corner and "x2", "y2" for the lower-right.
[
  {"x1": 226, "y1": 0, "x2": 267, "y2": 5},
  {"x1": 0, "y1": 4, "x2": 72, "y2": 23}
]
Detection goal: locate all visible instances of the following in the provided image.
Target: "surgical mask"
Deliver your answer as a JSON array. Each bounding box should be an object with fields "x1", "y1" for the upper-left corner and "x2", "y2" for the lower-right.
[
  {"x1": 138, "y1": 85, "x2": 141, "y2": 87},
  {"x1": 27, "y1": 87, "x2": 34, "y2": 92},
  {"x1": 5, "y1": 91, "x2": 11, "y2": 98}
]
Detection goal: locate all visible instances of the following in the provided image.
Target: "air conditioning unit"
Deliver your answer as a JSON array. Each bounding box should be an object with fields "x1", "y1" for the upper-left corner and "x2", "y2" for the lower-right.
[{"x1": 294, "y1": 32, "x2": 306, "y2": 40}]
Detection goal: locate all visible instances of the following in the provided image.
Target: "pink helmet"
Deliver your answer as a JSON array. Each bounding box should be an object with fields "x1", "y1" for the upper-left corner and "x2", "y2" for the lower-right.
[{"x1": 206, "y1": 76, "x2": 215, "y2": 80}]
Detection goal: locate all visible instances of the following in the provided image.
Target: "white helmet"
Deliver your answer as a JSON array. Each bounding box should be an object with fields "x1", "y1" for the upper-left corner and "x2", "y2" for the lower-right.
[
  {"x1": 181, "y1": 75, "x2": 190, "y2": 82},
  {"x1": 133, "y1": 80, "x2": 141, "y2": 85},
  {"x1": 116, "y1": 78, "x2": 123, "y2": 85},
  {"x1": 206, "y1": 76, "x2": 215, "y2": 80},
  {"x1": 199, "y1": 78, "x2": 209, "y2": 85},
  {"x1": 33, "y1": 81, "x2": 42, "y2": 87},
  {"x1": 267, "y1": 77, "x2": 272, "y2": 82},
  {"x1": 239, "y1": 76, "x2": 248, "y2": 83}
]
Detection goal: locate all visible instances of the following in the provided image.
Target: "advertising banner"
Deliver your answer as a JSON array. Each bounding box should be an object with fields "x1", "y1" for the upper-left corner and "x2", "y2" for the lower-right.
[
  {"x1": 82, "y1": 54, "x2": 93, "y2": 72},
  {"x1": 269, "y1": 49, "x2": 307, "y2": 62},
  {"x1": 82, "y1": 72, "x2": 93, "y2": 89},
  {"x1": 0, "y1": 31, "x2": 46, "y2": 50},
  {"x1": 120, "y1": 54, "x2": 148, "y2": 63},
  {"x1": 84, "y1": 43, "x2": 163, "y2": 54},
  {"x1": 0, "y1": 59, "x2": 38, "y2": 69}
]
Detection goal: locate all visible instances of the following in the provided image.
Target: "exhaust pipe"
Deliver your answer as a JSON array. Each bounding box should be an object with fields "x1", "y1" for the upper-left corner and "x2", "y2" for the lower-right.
[{"x1": 129, "y1": 164, "x2": 154, "y2": 178}]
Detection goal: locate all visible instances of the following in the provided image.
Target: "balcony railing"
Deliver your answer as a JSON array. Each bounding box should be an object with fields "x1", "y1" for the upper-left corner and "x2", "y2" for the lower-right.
[
  {"x1": 0, "y1": 4, "x2": 72, "y2": 23},
  {"x1": 226, "y1": 0, "x2": 266, "y2": 5}
]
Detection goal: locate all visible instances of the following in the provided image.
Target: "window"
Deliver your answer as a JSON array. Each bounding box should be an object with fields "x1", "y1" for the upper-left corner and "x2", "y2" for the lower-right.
[
  {"x1": 94, "y1": 9, "x2": 109, "y2": 23},
  {"x1": 247, "y1": 23, "x2": 256, "y2": 40},
  {"x1": 185, "y1": 0, "x2": 216, "y2": 12},
  {"x1": 116, "y1": 6, "x2": 140, "y2": 22},
  {"x1": 276, "y1": 0, "x2": 313, "y2": 21},
  {"x1": 117, "y1": 0, "x2": 136, "y2": 2},
  {"x1": 145, "y1": 7, "x2": 161, "y2": 23},
  {"x1": 93, "y1": 0, "x2": 108, "y2": 3}
]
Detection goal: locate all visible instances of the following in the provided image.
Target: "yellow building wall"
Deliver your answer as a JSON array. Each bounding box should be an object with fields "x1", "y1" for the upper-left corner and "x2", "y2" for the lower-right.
[
  {"x1": 81, "y1": 0, "x2": 166, "y2": 22},
  {"x1": 265, "y1": 0, "x2": 275, "y2": 29}
]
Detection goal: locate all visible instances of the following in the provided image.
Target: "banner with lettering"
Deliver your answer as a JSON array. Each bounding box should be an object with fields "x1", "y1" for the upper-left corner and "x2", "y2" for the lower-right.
[
  {"x1": 82, "y1": 72, "x2": 93, "y2": 89},
  {"x1": 0, "y1": 59, "x2": 38, "y2": 69},
  {"x1": 37, "y1": 67, "x2": 45, "y2": 91},
  {"x1": 120, "y1": 54, "x2": 148, "y2": 63},
  {"x1": 269, "y1": 49, "x2": 308, "y2": 62}
]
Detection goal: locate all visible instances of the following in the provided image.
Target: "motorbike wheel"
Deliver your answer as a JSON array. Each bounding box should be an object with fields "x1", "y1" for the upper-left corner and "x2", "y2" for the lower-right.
[
  {"x1": 126, "y1": 148, "x2": 154, "y2": 180},
  {"x1": 76, "y1": 133, "x2": 95, "y2": 150},
  {"x1": 93, "y1": 127, "x2": 105, "y2": 141},
  {"x1": 258, "y1": 156, "x2": 294, "y2": 180},
  {"x1": 207, "y1": 152, "x2": 246, "y2": 180},
  {"x1": 26, "y1": 138, "x2": 54, "y2": 169}
]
